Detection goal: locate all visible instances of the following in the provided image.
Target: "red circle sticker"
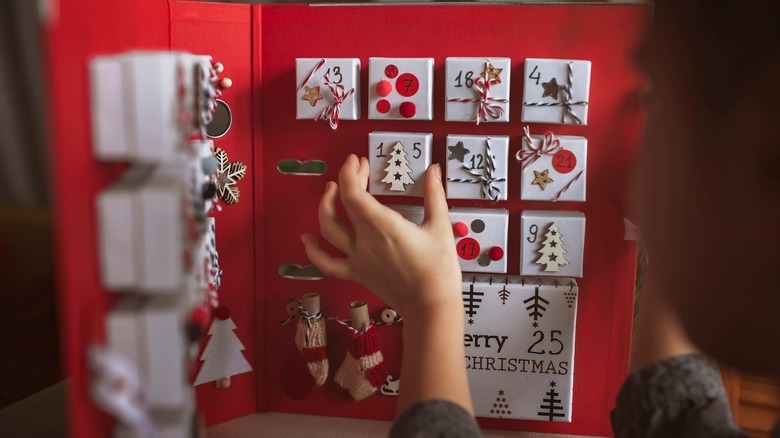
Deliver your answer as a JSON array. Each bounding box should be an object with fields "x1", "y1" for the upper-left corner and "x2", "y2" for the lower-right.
[
  {"x1": 376, "y1": 99, "x2": 391, "y2": 114},
  {"x1": 552, "y1": 149, "x2": 577, "y2": 174},
  {"x1": 384, "y1": 64, "x2": 399, "y2": 79},
  {"x1": 456, "y1": 237, "x2": 481, "y2": 261},
  {"x1": 396, "y1": 73, "x2": 420, "y2": 97}
]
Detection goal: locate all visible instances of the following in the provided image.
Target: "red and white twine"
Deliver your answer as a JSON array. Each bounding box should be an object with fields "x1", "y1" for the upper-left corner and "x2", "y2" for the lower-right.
[
  {"x1": 298, "y1": 59, "x2": 354, "y2": 130},
  {"x1": 515, "y1": 126, "x2": 561, "y2": 169},
  {"x1": 448, "y1": 61, "x2": 507, "y2": 125},
  {"x1": 315, "y1": 74, "x2": 355, "y2": 130}
]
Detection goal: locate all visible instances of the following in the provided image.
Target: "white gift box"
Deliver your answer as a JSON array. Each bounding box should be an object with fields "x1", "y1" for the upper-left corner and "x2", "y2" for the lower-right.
[
  {"x1": 368, "y1": 132, "x2": 432, "y2": 197},
  {"x1": 90, "y1": 51, "x2": 213, "y2": 162},
  {"x1": 520, "y1": 210, "x2": 585, "y2": 278},
  {"x1": 98, "y1": 161, "x2": 202, "y2": 293},
  {"x1": 519, "y1": 133, "x2": 587, "y2": 202},
  {"x1": 390, "y1": 206, "x2": 508, "y2": 273},
  {"x1": 106, "y1": 295, "x2": 191, "y2": 411},
  {"x1": 522, "y1": 58, "x2": 591, "y2": 125},
  {"x1": 451, "y1": 208, "x2": 509, "y2": 274},
  {"x1": 462, "y1": 275, "x2": 578, "y2": 422},
  {"x1": 445, "y1": 57, "x2": 510, "y2": 123},
  {"x1": 368, "y1": 58, "x2": 433, "y2": 120},
  {"x1": 446, "y1": 135, "x2": 509, "y2": 201},
  {"x1": 295, "y1": 58, "x2": 360, "y2": 126}
]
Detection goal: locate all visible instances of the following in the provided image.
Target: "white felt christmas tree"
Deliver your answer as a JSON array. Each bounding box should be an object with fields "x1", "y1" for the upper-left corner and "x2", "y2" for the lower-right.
[
  {"x1": 194, "y1": 306, "x2": 252, "y2": 388},
  {"x1": 535, "y1": 223, "x2": 570, "y2": 272},
  {"x1": 381, "y1": 142, "x2": 415, "y2": 191}
]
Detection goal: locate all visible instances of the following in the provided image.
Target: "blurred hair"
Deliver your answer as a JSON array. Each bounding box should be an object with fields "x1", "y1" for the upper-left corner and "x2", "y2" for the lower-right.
[{"x1": 648, "y1": 1, "x2": 780, "y2": 122}]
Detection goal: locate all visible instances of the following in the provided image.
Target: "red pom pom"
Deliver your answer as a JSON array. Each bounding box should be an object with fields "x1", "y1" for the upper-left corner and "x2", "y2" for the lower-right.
[
  {"x1": 376, "y1": 80, "x2": 392, "y2": 97},
  {"x1": 488, "y1": 246, "x2": 504, "y2": 261},
  {"x1": 215, "y1": 305, "x2": 231, "y2": 320},
  {"x1": 399, "y1": 101, "x2": 416, "y2": 118},
  {"x1": 190, "y1": 307, "x2": 209, "y2": 328},
  {"x1": 376, "y1": 99, "x2": 391, "y2": 114},
  {"x1": 453, "y1": 222, "x2": 469, "y2": 237}
]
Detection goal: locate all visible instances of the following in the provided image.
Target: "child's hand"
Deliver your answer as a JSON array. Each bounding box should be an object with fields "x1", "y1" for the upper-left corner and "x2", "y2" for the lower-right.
[{"x1": 301, "y1": 154, "x2": 462, "y2": 316}]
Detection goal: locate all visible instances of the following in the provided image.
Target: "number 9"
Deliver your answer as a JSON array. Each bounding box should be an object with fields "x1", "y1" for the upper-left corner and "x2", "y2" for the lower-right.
[{"x1": 527, "y1": 224, "x2": 538, "y2": 243}]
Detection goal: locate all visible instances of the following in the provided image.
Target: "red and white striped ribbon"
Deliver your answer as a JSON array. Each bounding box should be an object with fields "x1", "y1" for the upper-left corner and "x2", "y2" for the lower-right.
[
  {"x1": 551, "y1": 170, "x2": 583, "y2": 202},
  {"x1": 515, "y1": 126, "x2": 561, "y2": 169},
  {"x1": 315, "y1": 74, "x2": 355, "y2": 130},
  {"x1": 297, "y1": 58, "x2": 326, "y2": 92},
  {"x1": 330, "y1": 317, "x2": 374, "y2": 336}
]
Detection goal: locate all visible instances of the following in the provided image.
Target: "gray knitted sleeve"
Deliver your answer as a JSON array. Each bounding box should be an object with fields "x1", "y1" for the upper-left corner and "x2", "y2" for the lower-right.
[
  {"x1": 611, "y1": 354, "x2": 748, "y2": 438},
  {"x1": 390, "y1": 399, "x2": 483, "y2": 438}
]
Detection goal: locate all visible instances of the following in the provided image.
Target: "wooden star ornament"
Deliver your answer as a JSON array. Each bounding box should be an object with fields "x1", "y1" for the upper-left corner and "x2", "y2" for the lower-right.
[
  {"x1": 215, "y1": 148, "x2": 247, "y2": 205},
  {"x1": 532, "y1": 169, "x2": 554, "y2": 190},
  {"x1": 541, "y1": 77, "x2": 559, "y2": 100},
  {"x1": 486, "y1": 63, "x2": 503, "y2": 84},
  {"x1": 301, "y1": 85, "x2": 323, "y2": 107}
]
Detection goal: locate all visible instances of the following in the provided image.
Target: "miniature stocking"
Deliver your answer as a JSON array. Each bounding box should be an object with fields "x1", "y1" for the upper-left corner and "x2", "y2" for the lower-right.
[
  {"x1": 334, "y1": 323, "x2": 388, "y2": 400},
  {"x1": 294, "y1": 314, "x2": 328, "y2": 386}
]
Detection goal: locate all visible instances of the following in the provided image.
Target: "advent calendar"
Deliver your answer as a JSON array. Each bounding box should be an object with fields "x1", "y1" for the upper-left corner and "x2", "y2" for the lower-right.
[{"x1": 47, "y1": 1, "x2": 647, "y2": 437}]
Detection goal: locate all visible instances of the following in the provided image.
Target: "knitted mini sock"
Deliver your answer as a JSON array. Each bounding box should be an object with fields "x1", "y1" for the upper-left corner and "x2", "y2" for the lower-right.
[
  {"x1": 294, "y1": 316, "x2": 328, "y2": 386},
  {"x1": 334, "y1": 323, "x2": 388, "y2": 400}
]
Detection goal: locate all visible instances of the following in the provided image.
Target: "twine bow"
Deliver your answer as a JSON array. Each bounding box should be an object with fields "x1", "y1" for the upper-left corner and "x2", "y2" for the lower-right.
[
  {"x1": 280, "y1": 301, "x2": 322, "y2": 344},
  {"x1": 447, "y1": 138, "x2": 506, "y2": 202},
  {"x1": 315, "y1": 74, "x2": 355, "y2": 130},
  {"x1": 523, "y1": 61, "x2": 587, "y2": 125},
  {"x1": 448, "y1": 61, "x2": 507, "y2": 125},
  {"x1": 515, "y1": 126, "x2": 561, "y2": 169}
]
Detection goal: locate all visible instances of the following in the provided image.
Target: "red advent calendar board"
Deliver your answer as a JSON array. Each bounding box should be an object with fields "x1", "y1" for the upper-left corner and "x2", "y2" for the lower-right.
[{"x1": 45, "y1": 1, "x2": 648, "y2": 436}]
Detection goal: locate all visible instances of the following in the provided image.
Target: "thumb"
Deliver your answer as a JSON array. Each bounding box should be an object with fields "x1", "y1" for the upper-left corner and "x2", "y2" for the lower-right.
[{"x1": 422, "y1": 164, "x2": 449, "y2": 229}]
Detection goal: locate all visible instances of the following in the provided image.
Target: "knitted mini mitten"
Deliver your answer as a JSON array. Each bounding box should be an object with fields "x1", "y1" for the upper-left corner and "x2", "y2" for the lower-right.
[
  {"x1": 294, "y1": 316, "x2": 328, "y2": 386},
  {"x1": 334, "y1": 323, "x2": 388, "y2": 400}
]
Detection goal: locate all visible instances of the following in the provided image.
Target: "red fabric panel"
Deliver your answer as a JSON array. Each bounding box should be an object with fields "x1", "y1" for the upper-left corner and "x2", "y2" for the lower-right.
[
  {"x1": 258, "y1": 4, "x2": 647, "y2": 436},
  {"x1": 44, "y1": 1, "x2": 171, "y2": 436},
  {"x1": 168, "y1": 1, "x2": 256, "y2": 428}
]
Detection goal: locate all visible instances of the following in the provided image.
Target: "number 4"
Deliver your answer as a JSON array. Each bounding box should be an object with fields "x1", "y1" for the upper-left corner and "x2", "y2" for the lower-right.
[{"x1": 528, "y1": 65, "x2": 541, "y2": 85}]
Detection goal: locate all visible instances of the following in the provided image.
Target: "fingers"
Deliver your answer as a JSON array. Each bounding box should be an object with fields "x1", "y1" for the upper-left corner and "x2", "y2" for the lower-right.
[
  {"x1": 422, "y1": 164, "x2": 450, "y2": 230},
  {"x1": 301, "y1": 234, "x2": 352, "y2": 280},
  {"x1": 338, "y1": 154, "x2": 390, "y2": 227},
  {"x1": 318, "y1": 181, "x2": 352, "y2": 252}
]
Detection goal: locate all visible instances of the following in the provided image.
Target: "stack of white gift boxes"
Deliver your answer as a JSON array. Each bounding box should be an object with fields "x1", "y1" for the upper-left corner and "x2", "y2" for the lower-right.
[
  {"x1": 297, "y1": 56, "x2": 591, "y2": 422},
  {"x1": 91, "y1": 51, "x2": 223, "y2": 437}
]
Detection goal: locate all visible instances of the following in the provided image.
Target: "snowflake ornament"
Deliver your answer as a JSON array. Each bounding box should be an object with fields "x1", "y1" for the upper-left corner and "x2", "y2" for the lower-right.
[{"x1": 214, "y1": 148, "x2": 246, "y2": 205}]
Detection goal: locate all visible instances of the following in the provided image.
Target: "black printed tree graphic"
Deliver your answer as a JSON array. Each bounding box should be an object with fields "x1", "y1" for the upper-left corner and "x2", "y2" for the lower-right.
[
  {"x1": 523, "y1": 287, "x2": 549, "y2": 321},
  {"x1": 490, "y1": 389, "x2": 512, "y2": 418},
  {"x1": 537, "y1": 381, "x2": 566, "y2": 421},
  {"x1": 463, "y1": 284, "x2": 484, "y2": 318},
  {"x1": 497, "y1": 286, "x2": 510, "y2": 305}
]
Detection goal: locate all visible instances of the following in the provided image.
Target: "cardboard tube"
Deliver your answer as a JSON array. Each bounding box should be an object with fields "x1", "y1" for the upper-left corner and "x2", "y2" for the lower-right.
[
  {"x1": 349, "y1": 301, "x2": 370, "y2": 331},
  {"x1": 302, "y1": 293, "x2": 320, "y2": 315}
]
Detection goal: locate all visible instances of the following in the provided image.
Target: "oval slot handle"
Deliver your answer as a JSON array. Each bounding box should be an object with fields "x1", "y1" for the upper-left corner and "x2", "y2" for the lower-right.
[
  {"x1": 278, "y1": 263, "x2": 326, "y2": 280},
  {"x1": 277, "y1": 160, "x2": 327, "y2": 176}
]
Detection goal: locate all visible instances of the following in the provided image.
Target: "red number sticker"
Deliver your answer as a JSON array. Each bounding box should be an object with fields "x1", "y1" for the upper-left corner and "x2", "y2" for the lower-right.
[
  {"x1": 396, "y1": 73, "x2": 419, "y2": 97},
  {"x1": 456, "y1": 237, "x2": 481, "y2": 261},
  {"x1": 553, "y1": 149, "x2": 577, "y2": 174}
]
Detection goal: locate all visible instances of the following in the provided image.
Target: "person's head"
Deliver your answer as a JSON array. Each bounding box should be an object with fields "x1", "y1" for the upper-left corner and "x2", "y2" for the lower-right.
[{"x1": 633, "y1": 0, "x2": 780, "y2": 374}]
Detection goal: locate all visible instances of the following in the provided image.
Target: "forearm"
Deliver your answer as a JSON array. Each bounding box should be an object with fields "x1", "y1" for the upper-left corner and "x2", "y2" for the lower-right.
[
  {"x1": 630, "y1": 277, "x2": 699, "y2": 371},
  {"x1": 397, "y1": 300, "x2": 474, "y2": 417}
]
